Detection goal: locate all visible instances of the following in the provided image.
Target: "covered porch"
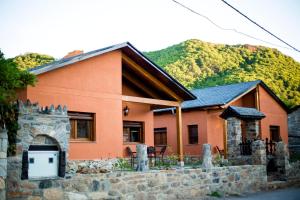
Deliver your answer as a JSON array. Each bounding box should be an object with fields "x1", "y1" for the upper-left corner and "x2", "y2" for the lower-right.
[{"x1": 120, "y1": 50, "x2": 195, "y2": 164}]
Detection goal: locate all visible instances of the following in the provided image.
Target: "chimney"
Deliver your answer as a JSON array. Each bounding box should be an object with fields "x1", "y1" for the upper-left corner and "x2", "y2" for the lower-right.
[{"x1": 63, "y1": 50, "x2": 83, "y2": 59}]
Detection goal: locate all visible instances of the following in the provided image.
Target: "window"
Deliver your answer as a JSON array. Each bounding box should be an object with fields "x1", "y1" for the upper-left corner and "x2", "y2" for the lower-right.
[
  {"x1": 270, "y1": 126, "x2": 280, "y2": 142},
  {"x1": 154, "y1": 128, "x2": 167, "y2": 146},
  {"x1": 68, "y1": 112, "x2": 95, "y2": 141},
  {"x1": 123, "y1": 121, "x2": 144, "y2": 143},
  {"x1": 188, "y1": 125, "x2": 198, "y2": 144}
]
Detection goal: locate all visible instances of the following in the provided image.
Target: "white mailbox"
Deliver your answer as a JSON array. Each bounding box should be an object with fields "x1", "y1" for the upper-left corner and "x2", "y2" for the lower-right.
[{"x1": 28, "y1": 148, "x2": 59, "y2": 179}]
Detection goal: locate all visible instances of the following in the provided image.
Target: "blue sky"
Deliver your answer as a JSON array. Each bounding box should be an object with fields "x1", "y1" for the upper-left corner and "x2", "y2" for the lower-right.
[{"x1": 1, "y1": 0, "x2": 300, "y2": 61}]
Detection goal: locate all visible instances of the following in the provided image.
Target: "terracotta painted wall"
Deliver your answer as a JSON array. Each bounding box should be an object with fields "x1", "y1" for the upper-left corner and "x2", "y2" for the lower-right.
[
  {"x1": 206, "y1": 109, "x2": 225, "y2": 154},
  {"x1": 258, "y1": 85, "x2": 288, "y2": 143},
  {"x1": 182, "y1": 110, "x2": 208, "y2": 156},
  {"x1": 154, "y1": 113, "x2": 177, "y2": 155},
  {"x1": 22, "y1": 51, "x2": 124, "y2": 160},
  {"x1": 122, "y1": 102, "x2": 154, "y2": 156},
  {"x1": 154, "y1": 110, "x2": 208, "y2": 156}
]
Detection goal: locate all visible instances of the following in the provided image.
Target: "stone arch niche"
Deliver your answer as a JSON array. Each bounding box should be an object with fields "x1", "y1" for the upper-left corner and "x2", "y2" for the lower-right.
[{"x1": 13, "y1": 100, "x2": 70, "y2": 180}]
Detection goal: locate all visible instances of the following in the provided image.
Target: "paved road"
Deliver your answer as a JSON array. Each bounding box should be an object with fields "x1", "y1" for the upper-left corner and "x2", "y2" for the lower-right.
[{"x1": 227, "y1": 187, "x2": 300, "y2": 200}]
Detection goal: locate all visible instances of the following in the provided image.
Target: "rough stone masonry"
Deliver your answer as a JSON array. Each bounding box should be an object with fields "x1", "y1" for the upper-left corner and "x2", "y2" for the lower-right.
[
  {"x1": 0, "y1": 127, "x2": 8, "y2": 200},
  {"x1": 6, "y1": 165, "x2": 267, "y2": 200}
]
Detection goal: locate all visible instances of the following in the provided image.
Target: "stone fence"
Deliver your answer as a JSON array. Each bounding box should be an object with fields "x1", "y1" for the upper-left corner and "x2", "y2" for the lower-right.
[
  {"x1": 7, "y1": 165, "x2": 267, "y2": 200},
  {"x1": 0, "y1": 127, "x2": 8, "y2": 200}
]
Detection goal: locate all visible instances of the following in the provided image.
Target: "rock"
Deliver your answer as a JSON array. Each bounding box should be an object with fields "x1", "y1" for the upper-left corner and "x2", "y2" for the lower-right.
[
  {"x1": 27, "y1": 196, "x2": 42, "y2": 200},
  {"x1": 202, "y1": 144, "x2": 213, "y2": 168},
  {"x1": 43, "y1": 188, "x2": 64, "y2": 200},
  {"x1": 0, "y1": 177, "x2": 5, "y2": 189},
  {"x1": 92, "y1": 180, "x2": 100, "y2": 191},
  {"x1": 136, "y1": 144, "x2": 149, "y2": 171},
  {"x1": 39, "y1": 180, "x2": 52, "y2": 189},
  {"x1": 87, "y1": 192, "x2": 108, "y2": 199},
  {"x1": 66, "y1": 192, "x2": 88, "y2": 200}
]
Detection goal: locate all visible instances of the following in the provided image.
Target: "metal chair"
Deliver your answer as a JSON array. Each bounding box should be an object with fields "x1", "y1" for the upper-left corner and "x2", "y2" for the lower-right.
[
  {"x1": 216, "y1": 146, "x2": 224, "y2": 157},
  {"x1": 147, "y1": 146, "x2": 156, "y2": 166},
  {"x1": 158, "y1": 145, "x2": 167, "y2": 163},
  {"x1": 126, "y1": 147, "x2": 136, "y2": 168}
]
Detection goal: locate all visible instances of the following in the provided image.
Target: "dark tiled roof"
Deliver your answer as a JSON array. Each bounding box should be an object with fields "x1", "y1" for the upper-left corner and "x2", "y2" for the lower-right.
[
  {"x1": 220, "y1": 106, "x2": 265, "y2": 120},
  {"x1": 289, "y1": 105, "x2": 300, "y2": 114},
  {"x1": 182, "y1": 80, "x2": 260, "y2": 109},
  {"x1": 29, "y1": 43, "x2": 129, "y2": 75}
]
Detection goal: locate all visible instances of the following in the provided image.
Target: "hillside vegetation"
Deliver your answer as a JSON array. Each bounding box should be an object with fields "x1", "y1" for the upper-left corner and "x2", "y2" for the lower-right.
[
  {"x1": 13, "y1": 53, "x2": 54, "y2": 71},
  {"x1": 145, "y1": 39, "x2": 300, "y2": 108}
]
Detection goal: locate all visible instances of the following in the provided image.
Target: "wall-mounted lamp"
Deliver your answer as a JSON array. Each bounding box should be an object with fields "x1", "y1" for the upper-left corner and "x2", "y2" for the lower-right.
[{"x1": 123, "y1": 106, "x2": 129, "y2": 116}]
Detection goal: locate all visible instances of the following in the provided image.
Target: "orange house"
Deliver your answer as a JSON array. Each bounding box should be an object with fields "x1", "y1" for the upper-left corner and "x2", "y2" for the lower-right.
[
  {"x1": 18, "y1": 42, "x2": 195, "y2": 160},
  {"x1": 154, "y1": 81, "x2": 289, "y2": 156}
]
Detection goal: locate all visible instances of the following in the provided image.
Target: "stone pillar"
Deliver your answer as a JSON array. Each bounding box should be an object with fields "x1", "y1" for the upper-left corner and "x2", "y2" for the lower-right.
[
  {"x1": 227, "y1": 117, "x2": 242, "y2": 164},
  {"x1": 202, "y1": 144, "x2": 213, "y2": 168},
  {"x1": 251, "y1": 140, "x2": 266, "y2": 165},
  {"x1": 0, "y1": 127, "x2": 8, "y2": 200},
  {"x1": 275, "y1": 142, "x2": 290, "y2": 173},
  {"x1": 136, "y1": 144, "x2": 148, "y2": 171},
  {"x1": 245, "y1": 120, "x2": 259, "y2": 140}
]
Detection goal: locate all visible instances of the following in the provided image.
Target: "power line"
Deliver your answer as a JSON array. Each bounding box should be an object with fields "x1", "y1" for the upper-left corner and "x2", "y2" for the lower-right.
[
  {"x1": 221, "y1": 0, "x2": 300, "y2": 53},
  {"x1": 171, "y1": 0, "x2": 297, "y2": 52}
]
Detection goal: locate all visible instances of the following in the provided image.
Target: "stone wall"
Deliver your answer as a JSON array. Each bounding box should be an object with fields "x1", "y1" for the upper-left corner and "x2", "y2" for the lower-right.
[
  {"x1": 288, "y1": 107, "x2": 300, "y2": 152},
  {"x1": 7, "y1": 101, "x2": 71, "y2": 197},
  {"x1": 0, "y1": 127, "x2": 8, "y2": 200},
  {"x1": 252, "y1": 140, "x2": 267, "y2": 165},
  {"x1": 67, "y1": 159, "x2": 119, "y2": 174},
  {"x1": 227, "y1": 117, "x2": 242, "y2": 164},
  {"x1": 287, "y1": 161, "x2": 300, "y2": 180},
  {"x1": 6, "y1": 165, "x2": 267, "y2": 200},
  {"x1": 17, "y1": 101, "x2": 70, "y2": 154},
  {"x1": 275, "y1": 142, "x2": 290, "y2": 173},
  {"x1": 245, "y1": 120, "x2": 259, "y2": 140}
]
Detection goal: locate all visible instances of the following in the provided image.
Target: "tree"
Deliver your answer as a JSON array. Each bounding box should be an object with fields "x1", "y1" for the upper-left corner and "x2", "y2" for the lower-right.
[
  {"x1": 0, "y1": 50, "x2": 36, "y2": 155},
  {"x1": 13, "y1": 52, "x2": 54, "y2": 70}
]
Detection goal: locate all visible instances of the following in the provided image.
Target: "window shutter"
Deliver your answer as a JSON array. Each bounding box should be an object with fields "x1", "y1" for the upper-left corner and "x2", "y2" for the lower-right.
[
  {"x1": 58, "y1": 151, "x2": 66, "y2": 177},
  {"x1": 21, "y1": 151, "x2": 29, "y2": 180}
]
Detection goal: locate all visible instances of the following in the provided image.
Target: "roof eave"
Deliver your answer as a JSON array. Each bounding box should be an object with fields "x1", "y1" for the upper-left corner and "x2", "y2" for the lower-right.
[{"x1": 30, "y1": 42, "x2": 129, "y2": 75}]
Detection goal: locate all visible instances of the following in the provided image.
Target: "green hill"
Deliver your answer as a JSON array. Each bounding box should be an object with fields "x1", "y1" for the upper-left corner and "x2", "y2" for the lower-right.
[{"x1": 145, "y1": 39, "x2": 300, "y2": 108}]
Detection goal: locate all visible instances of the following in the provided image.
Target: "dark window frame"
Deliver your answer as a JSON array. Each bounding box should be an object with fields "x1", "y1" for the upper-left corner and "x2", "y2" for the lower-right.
[
  {"x1": 154, "y1": 127, "x2": 167, "y2": 146},
  {"x1": 188, "y1": 124, "x2": 199, "y2": 145},
  {"x1": 68, "y1": 111, "x2": 95, "y2": 141},
  {"x1": 123, "y1": 121, "x2": 145, "y2": 143},
  {"x1": 270, "y1": 125, "x2": 280, "y2": 142}
]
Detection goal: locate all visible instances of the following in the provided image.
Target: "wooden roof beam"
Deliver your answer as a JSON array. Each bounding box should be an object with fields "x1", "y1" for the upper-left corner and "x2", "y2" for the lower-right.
[
  {"x1": 122, "y1": 54, "x2": 183, "y2": 102},
  {"x1": 122, "y1": 70, "x2": 161, "y2": 99},
  {"x1": 122, "y1": 95, "x2": 180, "y2": 107}
]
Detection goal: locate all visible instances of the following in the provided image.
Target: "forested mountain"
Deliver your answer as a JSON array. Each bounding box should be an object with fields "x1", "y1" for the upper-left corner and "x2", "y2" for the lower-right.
[{"x1": 145, "y1": 39, "x2": 300, "y2": 108}]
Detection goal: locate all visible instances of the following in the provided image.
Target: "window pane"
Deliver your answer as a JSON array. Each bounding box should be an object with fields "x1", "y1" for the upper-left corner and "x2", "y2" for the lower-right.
[
  {"x1": 70, "y1": 119, "x2": 76, "y2": 139},
  {"x1": 68, "y1": 112, "x2": 95, "y2": 141},
  {"x1": 154, "y1": 128, "x2": 167, "y2": 146},
  {"x1": 123, "y1": 127, "x2": 130, "y2": 142},
  {"x1": 188, "y1": 125, "x2": 198, "y2": 144},
  {"x1": 123, "y1": 121, "x2": 144, "y2": 143},
  {"x1": 130, "y1": 127, "x2": 141, "y2": 142},
  {"x1": 77, "y1": 119, "x2": 91, "y2": 139},
  {"x1": 270, "y1": 126, "x2": 280, "y2": 142}
]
